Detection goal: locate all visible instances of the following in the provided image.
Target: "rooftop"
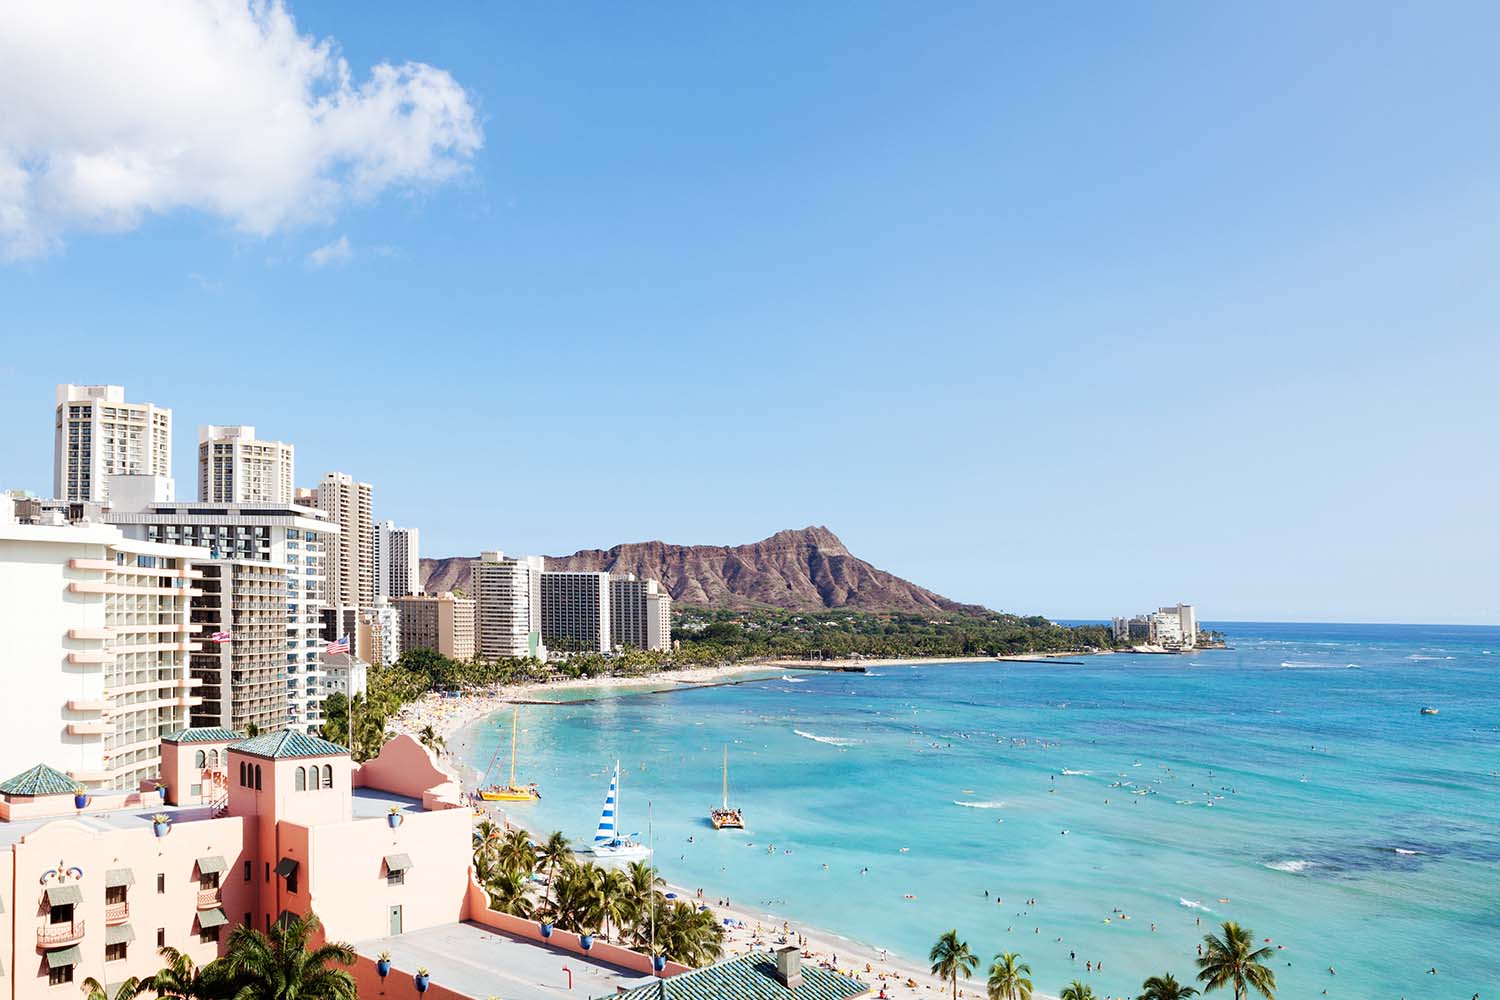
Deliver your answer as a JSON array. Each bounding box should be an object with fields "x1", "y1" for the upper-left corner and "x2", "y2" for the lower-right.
[
  {"x1": 230, "y1": 730, "x2": 349, "y2": 760},
  {"x1": 0, "y1": 801, "x2": 218, "y2": 849},
  {"x1": 163, "y1": 728, "x2": 244, "y2": 744},
  {"x1": 614, "y1": 953, "x2": 868, "y2": 1000},
  {"x1": 0, "y1": 763, "x2": 81, "y2": 797},
  {"x1": 357, "y1": 922, "x2": 654, "y2": 1000},
  {"x1": 351, "y1": 787, "x2": 425, "y2": 818}
]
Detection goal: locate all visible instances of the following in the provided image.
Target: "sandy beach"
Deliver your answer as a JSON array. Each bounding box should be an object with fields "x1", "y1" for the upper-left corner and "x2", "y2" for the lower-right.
[{"x1": 392, "y1": 660, "x2": 1078, "y2": 1000}]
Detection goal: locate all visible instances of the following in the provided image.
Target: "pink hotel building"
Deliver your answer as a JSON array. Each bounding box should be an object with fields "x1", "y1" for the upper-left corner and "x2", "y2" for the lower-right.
[{"x1": 0, "y1": 729, "x2": 702, "y2": 1000}]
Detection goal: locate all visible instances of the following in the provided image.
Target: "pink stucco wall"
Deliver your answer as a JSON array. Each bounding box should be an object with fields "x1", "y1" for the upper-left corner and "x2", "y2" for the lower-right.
[
  {"x1": 354, "y1": 736, "x2": 464, "y2": 810},
  {"x1": 160, "y1": 739, "x2": 233, "y2": 807},
  {"x1": 8, "y1": 813, "x2": 252, "y2": 999}
]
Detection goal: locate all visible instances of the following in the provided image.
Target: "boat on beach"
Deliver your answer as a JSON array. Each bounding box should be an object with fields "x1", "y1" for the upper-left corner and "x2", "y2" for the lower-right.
[
  {"x1": 710, "y1": 745, "x2": 744, "y2": 829},
  {"x1": 477, "y1": 707, "x2": 540, "y2": 802},
  {"x1": 584, "y1": 760, "x2": 652, "y2": 861}
]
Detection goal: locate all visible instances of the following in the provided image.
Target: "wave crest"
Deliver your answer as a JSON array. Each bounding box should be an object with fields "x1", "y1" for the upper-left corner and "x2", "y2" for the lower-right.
[
  {"x1": 794, "y1": 729, "x2": 862, "y2": 747},
  {"x1": 952, "y1": 800, "x2": 1005, "y2": 809}
]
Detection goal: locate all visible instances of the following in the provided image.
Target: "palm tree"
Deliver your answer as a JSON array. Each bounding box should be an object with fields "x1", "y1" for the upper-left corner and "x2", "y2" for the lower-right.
[
  {"x1": 987, "y1": 952, "x2": 1033, "y2": 1000},
  {"x1": 1196, "y1": 922, "x2": 1276, "y2": 1000},
  {"x1": 80, "y1": 976, "x2": 143, "y2": 1000},
  {"x1": 141, "y1": 946, "x2": 234, "y2": 1000},
  {"x1": 537, "y1": 831, "x2": 572, "y2": 910},
  {"x1": 652, "y1": 898, "x2": 724, "y2": 967},
  {"x1": 623, "y1": 860, "x2": 666, "y2": 945},
  {"x1": 497, "y1": 828, "x2": 536, "y2": 878},
  {"x1": 928, "y1": 930, "x2": 979, "y2": 1000},
  {"x1": 485, "y1": 869, "x2": 534, "y2": 917},
  {"x1": 1138, "y1": 974, "x2": 1200, "y2": 1000},
  {"x1": 222, "y1": 911, "x2": 357, "y2": 1000},
  {"x1": 418, "y1": 724, "x2": 445, "y2": 754},
  {"x1": 1060, "y1": 983, "x2": 1097, "y2": 1000}
]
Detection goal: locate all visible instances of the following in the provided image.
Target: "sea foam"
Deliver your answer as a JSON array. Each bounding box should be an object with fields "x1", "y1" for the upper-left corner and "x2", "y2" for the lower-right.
[
  {"x1": 952, "y1": 800, "x2": 1005, "y2": 809},
  {"x1": 1264, "y1": 859, "x2": 1312, "y2": 873},
  {"x1": 794, "y1": 729, "x2": 862, "y2": 747}
]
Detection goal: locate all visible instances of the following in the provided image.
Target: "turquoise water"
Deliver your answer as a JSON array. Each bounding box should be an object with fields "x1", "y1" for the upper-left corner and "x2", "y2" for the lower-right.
[{"x1": 459, "y1": 623, "x2": 1500, "y2": 1000}]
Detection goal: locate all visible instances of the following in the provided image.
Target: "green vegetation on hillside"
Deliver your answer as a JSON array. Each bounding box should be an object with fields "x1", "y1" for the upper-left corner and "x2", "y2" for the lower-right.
[{"x1": 673, "y1": 606, "x2": 1118, "y2": 661}]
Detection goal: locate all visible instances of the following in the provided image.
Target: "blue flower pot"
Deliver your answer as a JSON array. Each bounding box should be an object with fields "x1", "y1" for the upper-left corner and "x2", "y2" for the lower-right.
[
  {"x1": 387, "y1": 813, "x2": 403, "y2": 829},
  {"x1": 579, "y1": 934, "x2": 594, "y2": 951},
  {"x1": 653, "y1": 955, "x2": 666, "y2": 973},
  {"x1": 413, "y1": 973, "x2": 429, "y2": 994},
  {"x1": 74, "y1": 793, "x2": 90, "y2": 810},
  {"x1": 376, "y1": 959, "x2": 391, "y2": 979},
  {"x1": 158, "y1": 786, "x2": 169, "y2": 802},
  {"x1": 540, "y1": 923, "x2": 553, "y2": 938},
  {"x1": 153, "y1": 821, "x2": 170, "y2": 838}
]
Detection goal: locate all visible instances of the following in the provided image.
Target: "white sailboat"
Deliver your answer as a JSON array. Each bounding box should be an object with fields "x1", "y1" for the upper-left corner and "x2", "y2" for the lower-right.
[{"x1": 584, "y1": 760, "x2": 652, "y2": 862}]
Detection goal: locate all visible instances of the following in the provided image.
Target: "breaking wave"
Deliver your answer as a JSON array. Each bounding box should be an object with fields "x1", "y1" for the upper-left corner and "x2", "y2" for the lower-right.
[
  {"x1": 794, "y1": 730, "x2": 862, "y2": 747},
  {"x1": 952, "y1": 800, "x2": 1006, "y2": 809}
]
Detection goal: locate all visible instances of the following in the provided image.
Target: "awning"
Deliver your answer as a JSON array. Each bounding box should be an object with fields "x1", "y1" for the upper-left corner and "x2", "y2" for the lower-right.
[
  {"x1": 45, "y1": 885, "x2": 82, "y2": 906},
  {"x1": 274, "y1": 857, "x2": 299, "y2": 878},
  {"x1": 105, "y1": 868, "x2": 135, "y2": 888},
  {"x1": 105, "y1": 923, "x2": 135, "y2": 945},
  {"x1": 45, "y1": 946, "x2": 82, "y2": 970},
  {"x1": 383, "y1": 853, "x2": 413, "y2": 873},
  {"x1": 197, "y1": 907, "x2": 228, "y2": 929},
  {"x1": 196, "y1": 855, "x2": 227, "y2": 875}
]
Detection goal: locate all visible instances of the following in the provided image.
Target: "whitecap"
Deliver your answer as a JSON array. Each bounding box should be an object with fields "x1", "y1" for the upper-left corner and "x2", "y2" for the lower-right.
[
  {"x1": 1263, "y1": 859, "x2": 1312, "y2": 873},
  {"x1": 1061, "y1": 769, "x2": 1090, "y2": 776},
  {"x1": 1178, "y1": 897, "x2": 1213, "y2": 912},
  {"x1": 952, "y1": 800, "x2": 1006, "y2": 809},
  {"x1": 793, "y1": 729, "x2": 862, "y2": 747},
  {"x1": 781, "y1": 675, "x2": 808, "y2": 683},
  {"x1": 1393, "y1": 848, "x2": 1422, "y2": 856}
]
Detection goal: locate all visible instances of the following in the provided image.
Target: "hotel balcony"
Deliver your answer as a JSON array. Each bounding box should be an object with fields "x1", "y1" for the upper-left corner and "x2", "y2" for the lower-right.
[
  {"x1": 67, "y1": 721, "x2": 110, "y2": 736},
  {"x1": 196, "y1": 888, "x2": 221, "y2": 909},
  {"x1": 38, "y1": 920, "x2": 84, "y2": 947},
  {"x1": 104, "y1": 901, "x2": 129, "y2": 925}
]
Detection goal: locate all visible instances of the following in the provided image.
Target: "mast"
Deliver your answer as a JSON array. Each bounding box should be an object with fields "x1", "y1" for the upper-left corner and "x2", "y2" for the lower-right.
[
  {"x1": 509, "y1": 707, "x2": 519, "y2": 787},
  {"x1": 722, "y1": 745, "x2": 728, "y2": 808}
]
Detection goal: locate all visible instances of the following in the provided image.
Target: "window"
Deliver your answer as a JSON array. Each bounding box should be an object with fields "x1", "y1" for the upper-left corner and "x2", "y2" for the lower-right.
[
  {"x1": 387, "y1": 870, "x2": 405, "y2": 886},
  {"x1": 105, "y1": 885, "x2": 127, "y2": 905},
  {"x1": 254, "y1": 764, "x2": 262, "y2": 790},
  {"x1": 49, "y1": 965, "x2": 74, "y2": 986},
  {"x1": 322, "y1": 764, "x2": 333, "y2": 787},
  {"x1": 200, "y1": 871, "x2": 220, "y2": 890},
  {"x1": 286, "y1": 869, "x2": 298, "y2": 894},
  {"x1": 195, "y1": 750, "x2": 206, "y2": 768},
  {"x1": 190, "y1": 783, "x2": 202, "y2": 797},
  {"x1": 294, "y1": 767, "x2": 305, "y2": 791},
  {"x1": 309, "y1": 767, "x2": 320, "y2": 791},
  {"x1": 200, "y1": 926, "x2": 220, "y2": 944},
  {"x1": 239, "y1": 761, "x2": 246, "y2": 786},
  {"x1": 207, "y1": 749, "x2": 219, "y2": 767},
  {"x1": 49, "y1": 903, "x2": 73, "y2": 925},
  {"x1": 106, "y1": 941, "x2": 128, "y2": 961},
  {"x1": 157, "y1": 928, "x2": 165, "y2": 948},
  {"x1": 157, "y1": 874, "x2": 165, "y2": 894},
  {"x1": 243, "y1": 860, "x2": 252, "y2": 882}
]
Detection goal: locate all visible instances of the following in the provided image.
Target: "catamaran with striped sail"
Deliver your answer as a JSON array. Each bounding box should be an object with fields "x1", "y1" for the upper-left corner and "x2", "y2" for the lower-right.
[
  {"x1": 584, "y1": 760, "x2": 652, "y2": 861},
  {"x1": 477, "y1": 707, "x2": 539, "y2": 802}
]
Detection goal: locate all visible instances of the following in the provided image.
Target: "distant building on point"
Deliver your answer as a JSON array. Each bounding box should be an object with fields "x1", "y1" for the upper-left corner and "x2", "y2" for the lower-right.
[{"x1": 1111, "y1": 603, "x2": 1198, "y2": 649}]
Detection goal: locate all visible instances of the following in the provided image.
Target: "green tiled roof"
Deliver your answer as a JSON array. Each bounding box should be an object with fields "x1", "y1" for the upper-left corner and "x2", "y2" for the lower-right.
[
  {"x1": 163, "y1": 727, "x2": 244, "y2": 744},
  {"x1": 230, "y1": 730, "x2": 348, "y2": 760},
  {"x1": 0, "y1": 763, "x2": 81, "y2": 797},
  {"x1": 615, "y1": 953, "x2": 868, "y2": 1000}
]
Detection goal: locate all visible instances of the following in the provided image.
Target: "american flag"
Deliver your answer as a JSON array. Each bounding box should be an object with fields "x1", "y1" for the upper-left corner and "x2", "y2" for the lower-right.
[
  {"x1": 209, "y1": 631, "x2": 233, "y2": 644},
  {"x1": 326, "y1": 635, "x2": 350, "y2": 655}
]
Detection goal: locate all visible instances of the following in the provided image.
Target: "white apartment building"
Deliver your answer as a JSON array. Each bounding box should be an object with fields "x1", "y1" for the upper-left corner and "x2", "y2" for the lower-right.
[
  {"x1": 0, "y1": 496, "x2": 204, "y2": 790},
  {"x1": 54, "y1": 384, "x2": 172, "y2": 502},
  {"x1": 373, "y1": 520, "x2": 420, "y2": 599},
  {"x1": 197, "y1": 425, "x2": 295, "y2": 504},
  {"x1": 360, "y1": 600, "x2": 401, "y2": 667},
  {"x1": 540, "y1": 570, "x2": 611, "y2": 653},
  {"x1": 1112, "y1": 603, "x2": 1198, "y2": 649},
  {"x1": 189, "y1": 559, "x2": 289, "y2": 733},
  {"x1": 304, "y1": 473, "x2": 373, "y2": 608},
  {"x1": 609, "y1": 574, "x2": 673, "y2": 652},
  {"x1": 107, "y1": 492, "x2": 337, "y2": 734},
  {"x1": 470, "y1": 552, "x2": 546, "y2": 661}
]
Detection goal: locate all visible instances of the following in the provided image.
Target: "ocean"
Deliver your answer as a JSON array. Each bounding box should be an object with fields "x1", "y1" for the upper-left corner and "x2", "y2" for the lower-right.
[{"x1": 457, "y1": 622, "x2": 1500, "y2": 1000}]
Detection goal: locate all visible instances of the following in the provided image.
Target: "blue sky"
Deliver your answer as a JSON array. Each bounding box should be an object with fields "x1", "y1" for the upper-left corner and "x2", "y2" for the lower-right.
[{"x1": 2, "y1": 2, "x2": 1497, "y2": 623}]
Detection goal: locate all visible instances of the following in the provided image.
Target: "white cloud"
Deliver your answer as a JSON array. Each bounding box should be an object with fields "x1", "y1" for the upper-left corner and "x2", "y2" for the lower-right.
[
  {"x1": 307, "y1": 234, "x2": 352, "y2": 268},
  {"x1": 0, "y1": 1, "x2": 483, "y2": 259}
]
